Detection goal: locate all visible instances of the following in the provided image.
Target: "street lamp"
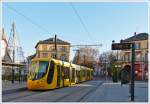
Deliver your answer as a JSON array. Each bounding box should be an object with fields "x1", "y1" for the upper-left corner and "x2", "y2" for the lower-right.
[{"x1": 112, "y1": 40, "x2": 115, "y2": 43}]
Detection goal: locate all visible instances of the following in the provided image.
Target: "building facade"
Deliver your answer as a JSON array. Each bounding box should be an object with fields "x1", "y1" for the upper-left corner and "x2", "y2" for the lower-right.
[
  {"x1": 121, "y1": 32, "x2": 148, "y2": 80},
  {"x1": 35, "y1": 37, "x2": 70, "y2": 62}
]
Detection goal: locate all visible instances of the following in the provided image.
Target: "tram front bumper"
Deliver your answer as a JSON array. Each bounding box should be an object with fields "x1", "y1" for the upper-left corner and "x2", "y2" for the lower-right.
[{"x1": 27, "y1": 79, "x2": 46, "y2": 90}]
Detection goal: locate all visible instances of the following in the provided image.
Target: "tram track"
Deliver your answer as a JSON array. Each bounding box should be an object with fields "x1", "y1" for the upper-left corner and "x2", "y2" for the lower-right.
[
  {"x1": 3, "y1": 83, "x2": 87, "y2": 102},
  {"x1": 53, "y1": 85, "x2": 87, "y2": 102},
  {"x1": 2, "y1": 82, "x2": 88, "y2": 102},
  {"x1": 2, "y1": 89, "x2": 48, "y2": 102},
  {"x1": 77, "y1": 81, "x2": 104, "y2": 102},
  {"x1": 2, "y1": 87, "x2": 27, "y2": 95},
  {"x1": 3, "y1": 80, "x2": 104, "y2": 102},
  {"x1": 54, "y1": 81, "x2": 104, "y2": 102}
]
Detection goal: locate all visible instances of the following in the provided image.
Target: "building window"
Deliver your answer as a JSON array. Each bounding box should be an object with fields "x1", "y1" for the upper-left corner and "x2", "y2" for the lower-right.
[
  {"x1": 124, "y1": 53, "x2": 131, "y2": 62},
  {"x1": 51, "y1": 53, "x2": 56, "y2": 58},
  {"x1": 135, "y1": 52, "x2": 141, "y2": 61},
  {"x1": 135, "y1": 43, "x2": 141, "y2": 50},
  {"x1": 42, "y1": 45, "x2": 47, "y2": 51},
  {"x1": 145, "y1": 52, "x2": 148, "y2": 62},
  {"x1": 60, "y1": 54, "x2": 66, "y2": 61},
  {"x1": 51, "y1": 46, "x2": 55, "y2": 51},
  {"x1": 42, "y1": 53, "x2": 48, "y2": 58},
  {"x1": 60, "y1": 46, "x2": 66, "y2": 52},
  {"x1": 147, "y1": 41, "x2": 148, "y2": 49}
]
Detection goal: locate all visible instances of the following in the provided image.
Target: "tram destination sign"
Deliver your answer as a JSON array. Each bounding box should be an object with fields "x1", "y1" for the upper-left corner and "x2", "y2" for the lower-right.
[{"x1": 112, "y1": 43, "x2": 131, "y2": 50}]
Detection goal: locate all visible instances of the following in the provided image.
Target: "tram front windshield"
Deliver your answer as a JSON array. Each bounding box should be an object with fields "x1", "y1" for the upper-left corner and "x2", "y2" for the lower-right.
[{"x1": 30, "y1": 61, "x2": 49, "y2": 80}]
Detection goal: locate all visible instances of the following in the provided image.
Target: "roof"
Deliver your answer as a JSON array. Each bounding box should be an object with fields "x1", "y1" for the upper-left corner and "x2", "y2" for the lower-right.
[
  {"x1": 2, "y1": 28, "x2": 8, "y2": 46},
  {"x1": 2, "y1": 50, "x2": 12, "y2": 63},
  {"x1": 2, "y1": 62, "x2": 25, "y2": 67},
  {"x1": 35, "y1": 38, "x2": 70, "y2": 48},
  {"x1": 123, "y1": 33, "x2": 148, "y2": 42},
  {"x1": 27, "y1": 54, "x2": 36, "y2": 60}
]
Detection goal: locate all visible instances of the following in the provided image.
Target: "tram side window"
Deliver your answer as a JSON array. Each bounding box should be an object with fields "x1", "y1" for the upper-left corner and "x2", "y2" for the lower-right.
[
  {"x1": 85, "y1": 70, "x2": 86, "y2": 75},
  {"x1": 63, "y1": 67, "x2": 66, "y2": 78},
  {"x1": 47, "y1": 60, "x2": 55, "y2": 84},
  {"x1": 76, "y1": 70, "x2": 79, "y2": 78},
  {"x1": 91, "y1": 70, "x2": 93, "y2": 76},
  {"x1": 80, "y1": 70, "x2": 83, "y2": 77},
  {"x1": 57, "y1": 65, "x2": 61, "y2": 77},
  {"x1": 62, "y1": 65, "x2": 64, "y2": 77},
  {"x1": 72, "y1": 68, "x2": 75, "y2": 78},
  {"x1": 84, "y1": 70, "x2": 86, "y2": 77},
  {"x1": 67, "y1": 67, "x2": 70, "y2": 79},
  {"x1": 88, "y1": 70, "x2": 90, "y2": 77},
  {"x1": 82, "y1": 70, "x2": 84, "y2": 77},
  {"x1": 64, "y1": 67, "x2": 69, "y2": 79},
  {"x1": 83, "y1": 70, "x2": 85, "y2": 77},
  {"x1": 87, "y1": 70, "x2": 88, "y2": 76}
]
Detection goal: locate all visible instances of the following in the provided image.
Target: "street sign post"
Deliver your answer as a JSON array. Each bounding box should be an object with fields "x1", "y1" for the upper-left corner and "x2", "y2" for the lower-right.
[
  {"x1": 112, "y1": 42, "x2": 135, "y2": 101},
  {"x1": 131, "y1": 43, "x2": 135, "y2": 101}
]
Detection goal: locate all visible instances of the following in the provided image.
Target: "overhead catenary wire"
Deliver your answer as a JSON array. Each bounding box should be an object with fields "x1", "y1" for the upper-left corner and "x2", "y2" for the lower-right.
[
  {"x1": 4, "y1": 3, "x2": 66, "y2": 41},
  {"x1": 4, "y1": 3, "x2": 51, "y2": 35},
  {"x1": 70, "y1": 2, "x2": 94, "y2": 42}
]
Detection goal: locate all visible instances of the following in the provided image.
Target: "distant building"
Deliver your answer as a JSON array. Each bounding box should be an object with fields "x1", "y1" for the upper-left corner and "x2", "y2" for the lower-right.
[
  {"x1": 1, "y1": 28, "x2": 12, "y2": 76},
  {"x1": 35, "y1": 37, "x2": 70, "y2": 61},
  {"x1": 121, "y1": 32, "x2": 148, "y2": 80}
]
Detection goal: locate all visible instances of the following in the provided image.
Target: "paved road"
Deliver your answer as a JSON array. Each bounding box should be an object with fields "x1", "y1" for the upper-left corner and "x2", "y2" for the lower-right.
[{"x1": 2, "y1": 80, "x2": 148, "y2": 102}]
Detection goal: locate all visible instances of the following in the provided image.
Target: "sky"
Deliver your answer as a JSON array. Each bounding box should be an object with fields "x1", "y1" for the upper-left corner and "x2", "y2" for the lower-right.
[{"x1": 2, "y1": 2, "x2": 148, "y2": 61}]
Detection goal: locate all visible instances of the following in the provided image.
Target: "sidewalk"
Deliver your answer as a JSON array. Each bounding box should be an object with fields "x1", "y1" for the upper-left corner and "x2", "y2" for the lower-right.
[
  {"x1": 83, "y1": 80, "x2": 148, "y2": 102},
  {"x1": 2, "y1": 81, "x2": 27, "y2": 94}
]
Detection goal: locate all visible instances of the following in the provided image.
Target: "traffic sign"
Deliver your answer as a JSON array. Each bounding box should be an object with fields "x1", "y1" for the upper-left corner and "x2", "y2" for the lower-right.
[{"x1": 112, "y1": 43, "x2": 131, "y2": 50}]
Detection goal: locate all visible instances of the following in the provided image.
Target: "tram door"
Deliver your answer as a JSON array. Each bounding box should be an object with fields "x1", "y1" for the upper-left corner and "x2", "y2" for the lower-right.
[{"x1": 57, "y1": 65, "x2": 61, "y2": 87}]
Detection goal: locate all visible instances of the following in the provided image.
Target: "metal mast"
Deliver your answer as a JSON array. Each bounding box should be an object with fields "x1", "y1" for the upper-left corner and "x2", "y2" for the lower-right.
[{"x1": 12, "y1": 22, "x2": 15, "y2": 83}]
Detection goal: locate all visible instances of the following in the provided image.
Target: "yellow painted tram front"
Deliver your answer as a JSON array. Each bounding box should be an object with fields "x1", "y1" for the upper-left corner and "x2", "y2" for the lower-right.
[{"x1": 27, "y1": 58, "x2": 56, "y2": 90}]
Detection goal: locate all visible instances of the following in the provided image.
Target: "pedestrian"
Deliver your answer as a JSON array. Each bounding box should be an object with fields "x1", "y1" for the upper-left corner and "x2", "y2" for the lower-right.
[{"x1": 120, "y1": 65, "x2": 131, "y2": 87}]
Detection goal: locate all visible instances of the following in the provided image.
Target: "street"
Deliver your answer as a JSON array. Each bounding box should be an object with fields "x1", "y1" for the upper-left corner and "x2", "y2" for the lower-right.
[{"x1": 2, "y1": 79, "x2": 148, "y2": 102}]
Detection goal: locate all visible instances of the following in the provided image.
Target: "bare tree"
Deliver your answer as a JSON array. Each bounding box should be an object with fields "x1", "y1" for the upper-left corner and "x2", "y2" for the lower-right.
[
  {"x1": 99, "y1": 51, "x2": 118, "y2": 65},
  {"x1": 73, "y1": 47, "x2": 99, "y2": 68},
  {"x1": 99, "y1": 51, "x2": 118, "y2": 76}
]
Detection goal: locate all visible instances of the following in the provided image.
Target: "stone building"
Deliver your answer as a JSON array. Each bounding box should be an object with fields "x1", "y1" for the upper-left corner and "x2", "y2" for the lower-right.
[
  {"x1": 121, "y1": 32, "x2": 148, "y2": 80},
  {"x1": 35, "y1": 37, "x2": 70, "y2": 62}
]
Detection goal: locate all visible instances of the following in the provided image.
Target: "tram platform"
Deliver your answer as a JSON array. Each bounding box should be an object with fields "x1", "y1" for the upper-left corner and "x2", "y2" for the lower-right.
[{"x1": 2, "y1": 81, "x2": 27, "y2": 94}]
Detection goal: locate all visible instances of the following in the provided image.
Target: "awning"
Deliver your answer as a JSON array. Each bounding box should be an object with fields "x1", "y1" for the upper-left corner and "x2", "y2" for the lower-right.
[{"x1": 2, "y1": 62, "x2": 25, "y2": 67}]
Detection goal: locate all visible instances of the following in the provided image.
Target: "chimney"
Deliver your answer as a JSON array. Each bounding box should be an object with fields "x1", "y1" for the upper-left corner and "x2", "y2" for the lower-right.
[
  {"x1": 120, "y1": 39, "x2": 123, "y2": 43},
  {"x1": 134, "y1": 32, "x2": 136, "y2": 36}
]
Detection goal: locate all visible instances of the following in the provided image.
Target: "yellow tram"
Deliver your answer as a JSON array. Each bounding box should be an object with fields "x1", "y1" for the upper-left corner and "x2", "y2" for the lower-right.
[{"x1": 27, "y1": 58, "x2": 93, "y2": 90}]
